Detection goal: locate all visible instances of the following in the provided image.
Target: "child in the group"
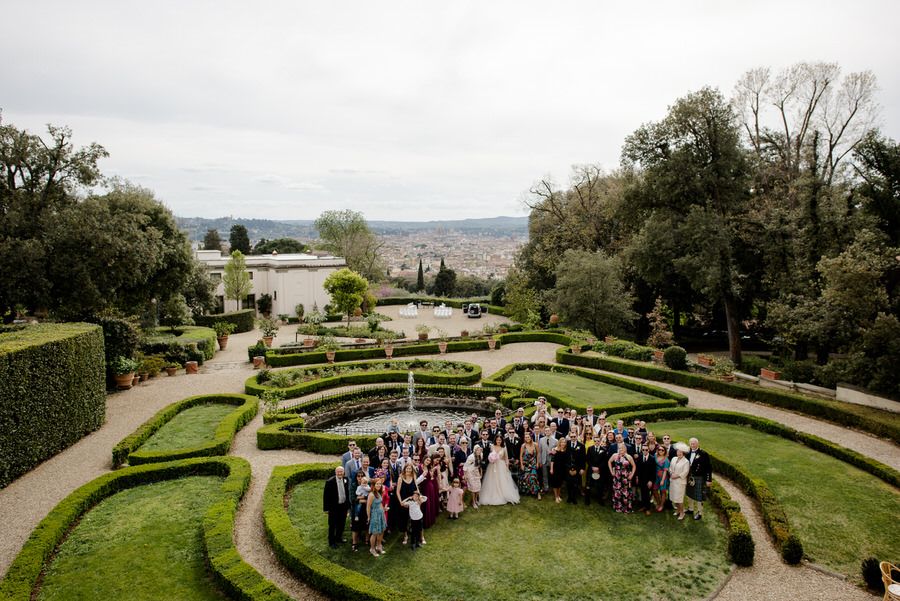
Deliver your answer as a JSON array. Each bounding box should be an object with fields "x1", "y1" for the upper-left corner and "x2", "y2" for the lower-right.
[
  {"x1": 438, "y1": 458, "x2": 451, "y2": 509},
  {"x1": 446, "y1": 477, "x2": 464, "y2": 519},
  {"x1": 388, "y1": 418, "x2": 400, "y2": 435},
  {"x1": 463, "y1": 446, "x2": 483, "y2": 509},
  {"x1": 404, "y1": 491, "x2": 428, "y2": 550}
]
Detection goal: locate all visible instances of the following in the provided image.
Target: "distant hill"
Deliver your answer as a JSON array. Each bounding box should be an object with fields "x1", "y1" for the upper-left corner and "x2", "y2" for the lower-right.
[{"x1": 177, "y1": 215, "x2": 528, "y2": 242}]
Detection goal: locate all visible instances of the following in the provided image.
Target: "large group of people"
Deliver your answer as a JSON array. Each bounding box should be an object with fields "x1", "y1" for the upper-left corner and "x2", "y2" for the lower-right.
[{"x1": 322, "y1": 398, "x2": 712, "y2": 557}]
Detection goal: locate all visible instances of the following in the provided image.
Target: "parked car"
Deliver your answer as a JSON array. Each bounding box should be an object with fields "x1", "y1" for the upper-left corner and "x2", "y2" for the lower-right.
[{"x1": 467, "y1": 304, "x2": 482, "y2": 318}]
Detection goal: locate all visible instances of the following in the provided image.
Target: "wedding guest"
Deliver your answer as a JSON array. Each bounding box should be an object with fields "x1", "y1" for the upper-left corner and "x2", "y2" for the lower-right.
[
  {"x1": 652, "y1": 445, "x2": 670, "y2": 512},
  {"x1": 404, "y1": 491, "x2": 427, "y2": 550},
  {"x1": 368, "y1": 437, "x2": 386, "y2": 463},
  {"x1": 504, "y1": 424, "x2": 521, "y2": 481},
  {"x1": 585, "y1": 434, "x2": 608, "y2": 505},
  {"x1": 366, "y1": 479, "x2": 388, "y2": 556},
  {"x1": 438, "y1": 456, "x2": 451, "y2": 508},
  {"x1": 455, "y1": 439, "x2": 470, "y2": 480},
  {"x1": 668, "y1": 442, "x2": 690, "y2": 520},
  {"x1": 388, "y1": 418, "x2": 400, "y2": 435},
  {"x1": 412, "y1": 420, "x2": 430, "y2": 446},
  {"x1": 608, "y1": 442, "x2": 636, "y2": 514},
  {"x1": 341, "y1": 440, "x2": 358, "y2": 464},
  {"x1": 395, "y1": 462, "x2": 422, "y2": 544},
  {"x1": 550, "y1": 438, "x2": 568, "y2": 503},
  {"x1": 686, "y1": 437, "x2": 712, "y2": 520},
  {"x1": 344, "y1": 448, "x2": 363, "y2": 480},
  {"x1": 350, "y1": 470, "x2": 369, "y2": 551},
  {"x1": 463, "y1": 446, "x2": 483, "y2": 508},
  {"x1": 446, "y1": 477, "x2": 464, "y2": 519},
  {"x1": 420, "y1": 455, "x2": 439, "y2": 529},
  {"x1": 323, "y1": 466, "x2": 350, "y2": 549},
  {"x1": 635, "y1": 443, "x2": 656, "y2": 515},
  {"x1": 565, "y1": 431, "x2": 586, "y2": 505},
  {"x1": 538, "y1": 425, "x2": 556, "y2": 492},
  {"x1": 518, "y1": 431, "x2": 542, "y2": 500}
]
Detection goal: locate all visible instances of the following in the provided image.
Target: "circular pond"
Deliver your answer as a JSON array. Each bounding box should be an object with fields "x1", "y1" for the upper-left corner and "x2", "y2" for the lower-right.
[{"x1": 316, "y1": 406, "x2": 494, "y2": 435}]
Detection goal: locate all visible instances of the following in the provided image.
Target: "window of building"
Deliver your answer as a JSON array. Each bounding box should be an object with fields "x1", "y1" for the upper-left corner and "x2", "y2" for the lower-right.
[
  {"x1": 210, "y1": 272, "x2": 222, "y2": 280},
  {"x1": 242, "y1": 294, "x2": 256, "y2": 311},
  {"x1": 215, "y1": 295, "x2": 224, "y2": 313}
]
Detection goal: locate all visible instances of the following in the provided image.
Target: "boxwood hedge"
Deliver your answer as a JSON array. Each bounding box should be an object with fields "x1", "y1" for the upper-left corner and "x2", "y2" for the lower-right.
[
  {"x1": 558, "y1": 349, "x2": 900, "y2": 445},
  {"x1": 265, "y1": 339, "x2": 493, "y2": 367},
  {"x1": 0, "y1": 323, "x2": 105, "y2": 489},
  {"x1": 245, "y1": 359, "x2": 482, "y2": 399},
  {"x1": 140, "y1": 326, "x2": 217, "y2": 363},
  {"x1": 112, "y1": 394, "x2": 258, "y2": 467},
  {"x1": 195, "y1": 309, "x2": 256, "y2": 333},
  {"x1": 0, "y1": 456, "x2": 291, "y2": 601},
  {"x1": 707, "y1": 480, "x2": 755, "y2": 566}
]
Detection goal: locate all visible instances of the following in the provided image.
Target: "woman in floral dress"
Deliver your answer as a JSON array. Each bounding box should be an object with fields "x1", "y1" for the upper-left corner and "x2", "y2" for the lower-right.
[
  {"x1": 517, "y1": 431, "x2": 542, "y2": 500},
  {"x1": 607, "y1": 442, "x2": 636, "y2": 513}
]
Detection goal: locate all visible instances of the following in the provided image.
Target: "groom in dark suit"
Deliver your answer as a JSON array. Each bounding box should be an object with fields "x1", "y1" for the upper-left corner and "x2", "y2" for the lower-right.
[{"x1": 323, "y1": 466, "x2": 351, "y2": 549}]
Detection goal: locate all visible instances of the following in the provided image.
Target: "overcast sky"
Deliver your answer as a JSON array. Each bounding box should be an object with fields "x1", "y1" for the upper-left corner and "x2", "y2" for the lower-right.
[{"x1": 3, "y1": 0, "x2": 898, "y2": 222}]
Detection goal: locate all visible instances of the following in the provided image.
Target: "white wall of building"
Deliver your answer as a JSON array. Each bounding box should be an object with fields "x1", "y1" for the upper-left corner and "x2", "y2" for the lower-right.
[{"x1": 196, "y1": 250, "x2": 348, "y2": 316}]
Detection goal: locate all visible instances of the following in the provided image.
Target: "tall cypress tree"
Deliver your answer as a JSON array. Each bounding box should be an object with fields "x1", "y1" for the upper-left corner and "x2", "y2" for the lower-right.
[
  {"x1": 416, "y1": 259, "x2": 425, "y2": 292},
  {"x1": 229, "y1": 224, "x2": 251, "y2": 254}
]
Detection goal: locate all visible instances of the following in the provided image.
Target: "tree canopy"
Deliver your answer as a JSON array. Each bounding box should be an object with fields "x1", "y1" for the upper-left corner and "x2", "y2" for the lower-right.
[
  {"x1": 251, "y1": 237, "x2": 309, "y2": 255},
  {"x1": 229, "y1": 224, "x2": 251, "y2": 255},
  {"x1": 323, "y1": 268, "x2": 368, "y2": 326},
  {"x1": 203, "y1": 228, "x2": 222, "y2": 251},
  {"x1": 223, "y1": 250, "x2": 252, "y2": 303},
  {"x1": 313, "y1": 209, "x2": 385, "y2": 281}
]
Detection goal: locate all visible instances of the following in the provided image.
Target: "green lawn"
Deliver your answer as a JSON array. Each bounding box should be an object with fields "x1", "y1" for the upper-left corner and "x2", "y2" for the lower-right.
[
  {"x1": 137, "y1": 404, "x2": 236, "y2": 452},
  {"x1": 505, "y1": 369, "x2": 658, "y2": 409},
  {"x1": 37, "y1": 477, "x2": 227, "y2": 601},
  {"x1": 657, "y1": 421, "x2": 900, "y2": 576},
  {"x1": 288, "y1": 480, "x2": 729, "y2": 601}
]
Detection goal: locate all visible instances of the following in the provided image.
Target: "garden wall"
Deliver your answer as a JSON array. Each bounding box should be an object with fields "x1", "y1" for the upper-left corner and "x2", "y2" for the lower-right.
[{"x1": 0, "y1": 323, "x2": 105, "y2": 489}]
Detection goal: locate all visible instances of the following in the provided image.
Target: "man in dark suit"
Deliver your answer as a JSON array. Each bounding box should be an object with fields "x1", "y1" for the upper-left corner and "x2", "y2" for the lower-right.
[
  {"x1": 585, "y1": 434, "x2": 608, "y2": 506},
  {"x1": 504, "y1": 425, "x2": 522, "y2": 481},
  {"x1": 323, "y1": 466, "x2": 351, "y2": 549},
  {"x1": 686, "y1": 437, "x2": 712, "y2": 520},
  {"x1": 584, "y1": 406, "x2": 599, "y2": 431},
  {"x1": 487, "y1": 419, "x2": 502, "y2": 441},
  {"x1": 493, "y1": 409, "x2": 507, "y2": 431},
  {"x1": 565, "y1": 431, "x2": 585, "y2": 504},
  {"x1": 552, "y1": 409, "x2": 570, "y2": 438},
  {"x1": 473, "y1": 429, "x2": 492, "y2": 467},
  {"x1": 634, "y1": 443, "x2": 657, "y2": 515}
]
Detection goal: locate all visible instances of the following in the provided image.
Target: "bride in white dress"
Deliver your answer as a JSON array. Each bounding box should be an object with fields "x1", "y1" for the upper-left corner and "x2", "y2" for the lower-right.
[{"x1": 479, "y1": 435, "x2": 520, "y2": 505}]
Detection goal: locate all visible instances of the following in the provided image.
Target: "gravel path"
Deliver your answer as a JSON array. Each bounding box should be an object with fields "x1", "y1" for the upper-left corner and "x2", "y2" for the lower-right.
[{"x1": 0, "y1": 313, "x2": 893, "y2": 600}]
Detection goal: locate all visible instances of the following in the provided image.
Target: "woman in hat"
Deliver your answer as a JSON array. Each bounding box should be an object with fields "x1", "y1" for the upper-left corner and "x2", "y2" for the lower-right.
[{"x1": 668, "y1": 442, "x2": 691, "y2": 520}]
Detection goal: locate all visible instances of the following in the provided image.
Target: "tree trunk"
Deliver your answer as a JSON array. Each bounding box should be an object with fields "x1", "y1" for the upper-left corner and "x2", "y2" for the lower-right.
[{"x1": 723, "y1": 294, "x2": 743, "y2": 366}]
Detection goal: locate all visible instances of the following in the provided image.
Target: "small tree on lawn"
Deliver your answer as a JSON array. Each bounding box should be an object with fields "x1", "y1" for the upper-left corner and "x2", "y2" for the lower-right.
[
  {"x1": 223, "y1": 250, "x2": 252, "y2": 308},
  {"x1": 323, "y1": 268, "x2": 369, "y2": 328},
  {"x1": 160, "y1": 293, "x2": 194, "y2": 333},
  {"x1": 646, "y1": 297, "x2": 675, "y2": 348}
]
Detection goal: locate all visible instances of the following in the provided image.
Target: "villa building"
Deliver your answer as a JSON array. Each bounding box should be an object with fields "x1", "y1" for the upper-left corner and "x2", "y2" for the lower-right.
[{"x1": 195, "y1": 250, "x2": 347, "y2": 316}]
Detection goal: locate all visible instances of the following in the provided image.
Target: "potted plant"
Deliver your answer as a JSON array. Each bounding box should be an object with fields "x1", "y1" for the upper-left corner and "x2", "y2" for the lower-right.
[
  {"x1": 320, "y1": 335, "x2": 341, "y2": 363},
  {"x1": 568, "y1": 331, "x2": 587, "y2": 354},
  {"x1": 367, "y1": 313, "x2": 382, "y2": 335},
  {"x1": 294, "y1": 303, "x2": 305, "y2": 323},
  {"x1": 497, "y1": 324, "x2": 508, "y2": 334},
  {"x1": 111, "y1": 356, "x2": 141, "y2": 388},
  {"x1": 481, "y1": 323, "x2": 497, "y2": 336},
  {"x1": 212, "y1": 321, "x2": 237, "y2": 350},
  {"x1": 760, "y1": 365, "x2": 782, "y2": 380},
  {"x1": 604, "y1": 335, "x2": 617, "y2": 344},
  {"x1": 382, "y1": 331, "x2": 397, "y2": 358},
  {"x1": 697, "y1": 353, "x2": 715, "y2": 367},
  {"x1": 713, "y1": 357, "x2": 735, "y2": 382},
  {"x1": 415, "y1": 323, "x2": 431, "y2": 341},
  {"x1": 257, "y1": 293, "x2": 273, "y2": 317},
  {"x1": 258, "y1": 316, "x2": 279, "y2": 347},
  {"x1": 487, "y1": 335, "x2": 498, "y2": 350},
  {"x1": 165, "y1": 361, "x2": 180, "y2": 376},
  {"x1": 436, "y1": 328, "x2": 449, "y2": 354},
  {"x1": 299, "y1": 322, "x2": 317, "y2": 346},
  {"x1": 277, "y1": 313, "x2": 289, "y2": 325}
]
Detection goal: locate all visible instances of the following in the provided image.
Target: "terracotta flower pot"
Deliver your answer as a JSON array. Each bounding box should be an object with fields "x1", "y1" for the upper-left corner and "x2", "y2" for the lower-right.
[
  {"x1": 549, "y1": 314, "x2": 559, "y2": 325},
  {"x1": 653, "y1": 349, "x2": 664, "y2": 360},
  {"x1": 760, "y1": 368, "x2": 781, "y2": 380},
  {"x1": 165, "y1": 367, "x2": 177, "y2": 376},
  {"x1": 604, "y1": 336, "x2": 617, "y2": 344},
  {"x1": 253, "y1": 356, "x2": 266, "y2": 369},
  {"x1": 460, "y1": 330, "x2": 469, "y2": 338},
  {"x1": 487, "y1": 339, "x2": 497, "y2": 350},
  {"x1": 138, "y1": 372, "x2": 149, "y2": 382},
  {"x1": 571, "y1": 346, "x2": 581, "y2": 355},
  {"x1": 303, "y1": 338, "x2": 314, "y2": 346},
  {"x1": 698, "y1": 356, "x2": 714, "y2": 367},
  {"x1": 114, "y1": 372, "x2": 135, "y2": 389},
  {"x1": 719, "y1": 374, "x2": 735, "y2": 382},
  {"x1": 498, "y1": 326, "x2": 508, "y2": 334},
  {"x1": 217, "y1": 336, "x2": 229, "y2": 350},
  {"x1": 263, "y1": 336, "x2": 274, "y2": 347},
  {"x1": 185, "y1": 361, "x2": 199, "y2": 374},
  {"x1": 418, "y1": 333, "x2": 428, "y2": 340},
  {"x1": 438, "y1": 342, "x2": 448, "y2": 354},
  {"x1": 384, "y1": 346, "x2": 394, "y2": 358},
  {"x1": 326, "y1": 350, "x2": 336, "y2": 364}
]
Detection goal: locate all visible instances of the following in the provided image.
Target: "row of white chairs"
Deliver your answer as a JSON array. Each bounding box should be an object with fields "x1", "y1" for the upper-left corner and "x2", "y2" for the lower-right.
[
  {"x1": 433, "y1": 305, "x2": 452, "y2": 318},
  {"x1": 399, "y1": 303, "x2": 419, "y2": 318}
]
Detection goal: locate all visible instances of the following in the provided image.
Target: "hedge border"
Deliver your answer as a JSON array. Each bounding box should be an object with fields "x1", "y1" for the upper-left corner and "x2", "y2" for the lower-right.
[
  {"x1": 140, "y1": 325, "x2": 218, "y2": 362},
  {"x1": 195, "y1": 309, "x2": 256, "y2": 333},
  {"x1": 265, "y1": 339, "x2": 493, "y2": 367},
  {"x1": 707, "y1": 480, "x2": 755, "y2": 566},
  {"x1": 264, "y1": 462, "x2": 427, "y2": 601},
  {"x1": 245, "y1": 359, "x2": 482, "y2": 399},
  {"x1": 558, "y1": 349, "x2": 900, "y2": 445},
  {"x1": 258, "y1": 384, "x2": 515, "y2": 453},
  {"x1": 0, "y1": 457, "x2": 291, "y2": 601},
  {"x1": 112, "y1": 394, "x2": 258, "y2": 467}
]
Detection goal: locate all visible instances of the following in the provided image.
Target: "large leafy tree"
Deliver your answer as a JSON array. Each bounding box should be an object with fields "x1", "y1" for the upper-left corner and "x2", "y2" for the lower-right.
[
  {"x1": 551, "y1": 249, "x2": 636, "y2": 337},
  {"x1": 853, "y1": 131, "x2": 900, "y2": 245},
  {"x1": 313, "y1": 209, "x2": 385, "y2": 281},
  {"x1": 223, "y1": 250, "x2": 252, "y2": 304},
  {"x1": 251, "y1": 237, "x2": 308, "y2": 254},
  {"x1": 323, "y1": 268, "x2": 368, "y2": 327},
  {"x1": 622, "y1": 87, "x2": 753, "y2": 364},
  {"x1": 432, "y1": 258, "x2": 456, "y2": 297},
  {"x1": 202, "y1": 228, "x2": 222, "y2": 251}
]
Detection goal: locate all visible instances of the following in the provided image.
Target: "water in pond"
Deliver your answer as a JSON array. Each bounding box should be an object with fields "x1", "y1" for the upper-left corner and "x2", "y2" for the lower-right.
[{"x1": 319, "y1": 408, "x2": 492, "y2": 435}]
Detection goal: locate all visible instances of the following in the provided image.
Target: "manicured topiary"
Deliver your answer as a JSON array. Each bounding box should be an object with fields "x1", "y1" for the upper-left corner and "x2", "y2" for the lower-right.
[
  {"x1": 195, "y1": 309, "x2": 255, "y2": 333},
  {"x1": 663, "y1": 345, "x2": 688, "y2": 370}
]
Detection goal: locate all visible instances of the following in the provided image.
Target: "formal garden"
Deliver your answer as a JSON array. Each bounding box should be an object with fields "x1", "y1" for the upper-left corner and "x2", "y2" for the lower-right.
[{"x1": 2, "y1": 320, "x2": 898, "y2": 601}]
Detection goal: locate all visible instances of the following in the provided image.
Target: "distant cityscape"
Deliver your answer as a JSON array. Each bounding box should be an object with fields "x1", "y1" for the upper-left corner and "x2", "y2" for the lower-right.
[{"x1": 178, "y1": 215, "x2": 529, "y2": 280}]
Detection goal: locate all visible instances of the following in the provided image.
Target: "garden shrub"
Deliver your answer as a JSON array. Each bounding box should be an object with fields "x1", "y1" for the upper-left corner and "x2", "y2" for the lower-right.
[
  {"x1": 194, "y1": 309, "x2": 255, "y2": 333},
  {"x1": 708, "y1": 480, "x2": 754, "y2": 566},
  {"x1": 248, "y1": 339, "x2": 268, "y2": 362},
  {"x1": 663, "y1": 345, "x2": 688, "y2": 370},
  {"x1": 593, "y1": 339, "x2": 655, "y2": 361},
  {"x1": 739, "y1": 354, "x2": 768, "y2": 377},
  {"x1": 112, "y1": 394, "x2": 258, "y2": 467},
  {"x1": 0, "y1": 323, "x2": 105, "y2": 489},
  {"x1": 140, "y1": 326, "x2": 216, "y2": 363}
]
